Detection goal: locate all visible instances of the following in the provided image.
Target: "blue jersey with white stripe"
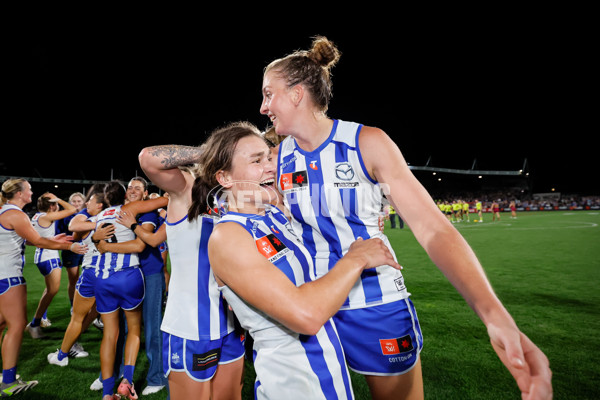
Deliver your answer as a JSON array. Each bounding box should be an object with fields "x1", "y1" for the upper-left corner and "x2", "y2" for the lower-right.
[
  {"x1": 161, "y1": 214, "x2": 235, "y2": 341},
  {"x1": 277, "y1": 119, "x2": 409, "y2": 309},
  {"x1": 217, "y1": 206, "x2": 354, "y2": 399}
]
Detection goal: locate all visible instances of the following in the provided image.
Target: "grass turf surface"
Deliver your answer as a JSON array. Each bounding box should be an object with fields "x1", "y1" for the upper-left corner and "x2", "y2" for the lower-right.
[{"x1": 9, "y1": 211, "x2": 600, "y2": 399}]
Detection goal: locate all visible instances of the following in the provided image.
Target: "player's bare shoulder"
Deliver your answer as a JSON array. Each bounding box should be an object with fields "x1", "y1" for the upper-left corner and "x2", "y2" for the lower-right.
[{"x1": 358, "y1": 125, "x2": 404, "y2": 180}]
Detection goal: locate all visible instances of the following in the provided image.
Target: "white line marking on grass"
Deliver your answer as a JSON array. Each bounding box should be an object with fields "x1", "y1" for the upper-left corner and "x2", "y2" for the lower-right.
[{"x1": 457, "y1": 223, "x2": 597, "y2": 230}]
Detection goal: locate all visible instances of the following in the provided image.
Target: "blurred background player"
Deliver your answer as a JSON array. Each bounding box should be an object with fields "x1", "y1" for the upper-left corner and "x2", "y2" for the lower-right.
[
  {"x1": 47, "y1": 187, "x2": 111, "y2": 367},
  {"x1": 27, "y1": 193, "x2": 78, "y2": 339},
  {"x1": 1, "y1": 178, "x2": 86, "y2": 396},
  {"x1": 56, "y1": 191, "x2": 86, "y2": 320},
  {"x1": 476, "y1": 199, "x2": 483, "y2": 222}
]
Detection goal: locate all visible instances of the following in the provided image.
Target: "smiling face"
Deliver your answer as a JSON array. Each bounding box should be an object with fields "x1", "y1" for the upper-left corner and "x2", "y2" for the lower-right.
[
  {"x1": 218, "y1": 135, "x2": 278, "y2": 214},
  {"x1": 19, "y1": 181, "x2": 33, "y2": 205},
  {"x1": 86, "y1": 194, "x2": 104, "y2": 216},
  {"x1": 260, "y1": 70, "x2": 298, "y2": 136},
  {"x1": 260, "y1": 69, "x2": 333, "y2": 152},
  {"x1": 126, "y1": 179, "x2": 147, "y2": 203},
  {"x1": 70, "y1": 194, "x2": 85, "y2": 211}
]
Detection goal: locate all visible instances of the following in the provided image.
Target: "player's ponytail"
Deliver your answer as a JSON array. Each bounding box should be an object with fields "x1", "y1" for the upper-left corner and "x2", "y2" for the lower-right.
[{"x1": 188, "y1": 174, "x2": 213, "y2": 221}]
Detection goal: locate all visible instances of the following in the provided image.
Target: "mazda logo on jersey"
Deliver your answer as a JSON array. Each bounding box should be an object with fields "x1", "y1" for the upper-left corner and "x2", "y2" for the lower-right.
[
  {"x1": 334, "y1": 162, "x2": 359, "y2": 188},
  {"x1": 335, "y1": 162, "x2": 355, "y2": 181}
]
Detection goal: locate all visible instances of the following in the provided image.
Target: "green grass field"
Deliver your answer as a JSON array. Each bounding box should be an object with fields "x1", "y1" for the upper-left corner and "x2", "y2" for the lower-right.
[{"x1": 9, "y1": 211, "x2": 600, "y2": 399}]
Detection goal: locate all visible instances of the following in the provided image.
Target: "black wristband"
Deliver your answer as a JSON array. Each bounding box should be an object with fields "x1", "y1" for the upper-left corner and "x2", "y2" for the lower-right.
[{"x1": 130, "y1": 223, "x2": 138, "y2": 232}]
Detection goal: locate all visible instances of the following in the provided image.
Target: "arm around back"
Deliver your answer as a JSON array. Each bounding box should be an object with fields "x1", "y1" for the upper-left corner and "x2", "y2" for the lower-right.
[{"x1": 208, "y1": 221, "x2": 399, "y2": 335}]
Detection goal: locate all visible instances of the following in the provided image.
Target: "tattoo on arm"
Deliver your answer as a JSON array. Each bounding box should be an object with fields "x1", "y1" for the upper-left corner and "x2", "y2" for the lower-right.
[{"x1": 148, "y1": 145, "x2": 202, "y2": 169}]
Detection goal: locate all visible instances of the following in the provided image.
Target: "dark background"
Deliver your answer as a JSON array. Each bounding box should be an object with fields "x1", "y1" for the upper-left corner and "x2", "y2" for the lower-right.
[{"x1": 3, "y1": 14, "x2": 596, "y2": 198}]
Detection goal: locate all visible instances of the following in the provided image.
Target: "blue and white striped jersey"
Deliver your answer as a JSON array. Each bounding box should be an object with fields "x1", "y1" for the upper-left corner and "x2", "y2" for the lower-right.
[
  {"x1": 277, "y1": 119, "x2": 409, "y2": 310},
  {"x1": 161, "y1": 214, "x2": 235, "y2": 341},
  {"x1": 80, "y1": 214, "x2": 101, "y2": 273},
  {"x1": 217, "y1": 206, "x2": 354, "y2": 399},
  {"x1": 95, "y1": 205, "x2": 140, "y2": 278}
]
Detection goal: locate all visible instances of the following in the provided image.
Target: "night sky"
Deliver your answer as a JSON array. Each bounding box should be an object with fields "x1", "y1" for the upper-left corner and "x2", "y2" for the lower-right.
[{"x1": 3, "y1": 15, "x2": 596, "y2": 197}]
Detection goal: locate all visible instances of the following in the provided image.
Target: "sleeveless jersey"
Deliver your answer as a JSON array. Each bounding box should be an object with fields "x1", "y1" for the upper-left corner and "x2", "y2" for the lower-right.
[
  {"x1": 161, "y1": 214, "x2": 235, "y2": 341},
  {"x1": 277, "y1": 119, "x2": 408, "y2": 310},
  {"x1": 0, "y1": 205, "x2": 26, "y2": 280},
  {"x1": 31, "y1": 212, "x2": 60, "y2": 264},
  {"x1": 217, "y1": 207, "x2": 354, "y2": 399},
  {"x1": 80, "y1": 214, "x2": 101, "y2": 273},
  {"x1": 95, "y1": 205, "x2": 140, "y2": 279}
]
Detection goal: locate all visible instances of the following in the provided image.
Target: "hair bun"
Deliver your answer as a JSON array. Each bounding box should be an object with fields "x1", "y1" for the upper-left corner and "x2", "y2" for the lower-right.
[{"x1": 308, "y1": 36, "x2": 341, "y2": 69}]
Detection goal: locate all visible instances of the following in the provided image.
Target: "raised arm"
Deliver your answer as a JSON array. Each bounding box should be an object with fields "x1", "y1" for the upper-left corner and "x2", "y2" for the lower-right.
[
  {"x1": 39, "y1": 193, "x2": 78, "y2": 223},
  {"x1": 138, "y1": 145, "x2": 202, "y2": 196},
  {"x1": 138, "y1": 144, "x2": 202, "y2": 221}
]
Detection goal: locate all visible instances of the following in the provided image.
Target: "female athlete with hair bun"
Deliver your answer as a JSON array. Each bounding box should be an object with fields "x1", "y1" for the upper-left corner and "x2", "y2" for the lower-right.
[{"x1": 260, "y1": 36, "x2": 552, "y2": 399}]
